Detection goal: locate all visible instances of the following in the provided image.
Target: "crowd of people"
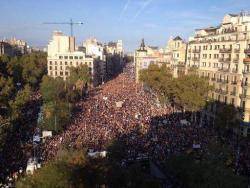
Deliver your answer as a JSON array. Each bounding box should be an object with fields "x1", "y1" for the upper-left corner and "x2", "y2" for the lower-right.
[
  {"x1": 2, "y1": 62, "x2": 248, "y2": 186},
  {"x1": 42, "y1": 62, "x2": 249, "y2": 177}
]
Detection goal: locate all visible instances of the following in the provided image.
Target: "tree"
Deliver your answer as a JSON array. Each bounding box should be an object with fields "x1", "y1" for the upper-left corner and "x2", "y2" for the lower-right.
[
  {"x1": 0, "y1": 76, "x2": 15, "y2": 116},
  {"x1": 68, "y1": 64, "x2": 91, "y2": 99},
  {"x1": 16, "y1": 149, "x2": 86, "y2": 188},
  {"x1": 21, "y1": 52, "x2": 47, "y2": 89},
  {"x1": 139, "y1": 63, "x2": 174, "y2": 104},
  {"x1": 9, "y1": 85, "x2": 31, "y2": 120},
  {"x1": 41, "y1": 101, "x2": 71, "y2": 132},
  {"x1": 165, "y1": 154, "x2": 247, "y2": 188},
  {"x1": 215, "y1": 103, "x2": 241, "y2": 131},
  {"x1": 40, "y1": 76, "x2": 66, "y2": 104},
  {"x1": 173, "y1": 74, "x2": 212, "y2": 121}
]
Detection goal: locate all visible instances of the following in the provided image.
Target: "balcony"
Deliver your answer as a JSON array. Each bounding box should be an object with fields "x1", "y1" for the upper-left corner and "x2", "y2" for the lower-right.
[
  {"x1": 219, "y1": 58, "x2": 231, "y2": 63},
  {"x1": 243, "y1": 70, "x2": 250, "y2": 75},
  {"x1": 230, "y1": 91, "x2": 236, "y2": 96},
  {"x1": 215, "y1": 89, "x2": 228, "y2": 95},
  {"x1": 234, "y1": 49, "x2": 240, "y2": 53},
  {"x1": 211, "y1": 77, "x2": 216, "y2": 81},
  {"x1": 192, "y1": 49, "x2": 201, "y2": 53},
  {"x1": 192, "y1": 57, "x2": 200, "y2": 61},
  {"x1": 231, "y1": 68, "x2": 238, "y2": 73},
  {"x1": 219, "y1": 48, "x2": 232, "y2": 53},
  {"x1": 218, "y1": 67, "x2": 230, "y2": 72},
  {"x1": 233, "y1": 58, "x2": 239, "y2": 63},
  {"x1": 243, "y1": 58, "x2": 250, "y2": 63},
  {"x1": 240, "y1": 93, "x2": 250, "y2": 99},
  {"x1": 244, "y1": 48, "x2": 250, "y2": 55},
  {"x1": 231, "y1": 80, "x2": 237, "y2": 85},
  {"x1": 242, "y1": 82, "x2": 249, "y2": 87}
]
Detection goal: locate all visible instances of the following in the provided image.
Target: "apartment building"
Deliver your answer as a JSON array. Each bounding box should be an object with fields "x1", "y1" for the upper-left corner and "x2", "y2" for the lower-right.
[
  {"x1": 105, "y1": 40, "x2": 123, "y2": 56},
  {"x1": 0, "y1": 38, "x2": 28, "y2": 57},
  {"x1": 187, "y1": 12, "x2": 250, "y2": 136},
  {"x1": 83, "y1": 38, "x2": 107, "y2": 83},
  {"x1": 165, "y1": 36, "x2": 187, "y2": 77},
  {"x1": 135, "y1": 39, "x2": 167, "y2": 82},
  {"x1": 47, "y1": 31, "x2": 97, "y2": 84}
]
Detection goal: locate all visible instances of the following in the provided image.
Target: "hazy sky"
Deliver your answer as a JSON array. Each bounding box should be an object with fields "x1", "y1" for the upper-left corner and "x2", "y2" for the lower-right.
[{"x1": 0, "y1": 0, "x2": 250, "y2": 52}]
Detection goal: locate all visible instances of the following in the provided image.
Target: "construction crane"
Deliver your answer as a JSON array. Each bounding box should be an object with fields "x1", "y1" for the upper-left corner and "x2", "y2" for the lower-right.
[{"x1": 43, "y1": 19, "x2": 83, "y2": 36}]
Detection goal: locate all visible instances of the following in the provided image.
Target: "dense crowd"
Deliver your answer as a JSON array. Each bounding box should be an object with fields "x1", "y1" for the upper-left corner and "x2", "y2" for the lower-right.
[{"x1": 42, "y1": 63, "x2": 247, "y2": 168}]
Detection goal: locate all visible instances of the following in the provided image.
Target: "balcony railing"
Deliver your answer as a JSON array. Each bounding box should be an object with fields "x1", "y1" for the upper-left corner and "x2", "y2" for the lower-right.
[
  {"x1": 234, "y1": 49, "x2": 240, "y2": 53},
  {"x1": 219, "y1": 48, "x2": 232, "y2": 53},
  {"x1": 192, "y1": 57, "x2": 200, "y2": 61},
  {"x1": 215, "y1": 89, "x2": 228, "y2": 95},
  {"x1": 231, "y1": 69, "x2": 238, "y2": 73},
  {"x1": 218, "y1": 67, "x2": 230, "y2": 72},
  {"x1": 231, "y1": 80, "x2": 237, "y2": 85},
  {"x1": 242, "y1": 70, "x2": 250, "y2": 75},
  {"x1": 239, "y1": 93, "x2": 250, "y2": 99},
  {"x1": 216, "y1": 79, "x2": 229, "y2": 83},
  {"x1": 219, "y1": 58, "x2": 231, "y2": 63},
  {"x1": 243, "y1": 58, "x2": 250, "y2": 63},
  {"x1": 233, "y1": 58, "x2": 239, "y2": 63},
  {"x1": 230, "y1": 91, "x2": 236, "y2": 96},
  {"x1": 192, "y1": 49, "x2": 201, "y2": 53},
  {"x1": 244, "y1": 48, "x2": 250, "y2": 55}
]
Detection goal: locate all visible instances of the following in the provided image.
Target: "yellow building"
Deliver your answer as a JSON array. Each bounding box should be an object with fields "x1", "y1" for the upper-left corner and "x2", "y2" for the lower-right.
[
  {"x1": 165, "y1": 36, "x2": 187, "y2": 77},
  {"x1": 187, "y1": 12, "x2": 250, "y2": 136},
  {"x1": 135, "y1": 39, "x2": 167, "y2": 82}
]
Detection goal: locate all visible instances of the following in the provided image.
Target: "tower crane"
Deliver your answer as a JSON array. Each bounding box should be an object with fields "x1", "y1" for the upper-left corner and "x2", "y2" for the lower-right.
[{"x1": 43, "y1": 19, "x2": 83, "y2": 36}]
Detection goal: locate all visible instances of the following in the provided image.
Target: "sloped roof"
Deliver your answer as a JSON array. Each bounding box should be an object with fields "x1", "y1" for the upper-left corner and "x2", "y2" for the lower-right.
[{"x1": 173, "y1": 36, "x2": 183, "y2": 41}]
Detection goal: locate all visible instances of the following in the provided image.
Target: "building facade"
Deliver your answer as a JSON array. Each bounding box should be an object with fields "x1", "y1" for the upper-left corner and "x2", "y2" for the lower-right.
[
  {"x1": 165, "y1": 36, "x2": 187, "y2": 77},
  {"x1": 135, "y1": 39, "x2": 167, "y2": 82},
  {"x1": 47, "y1": 31, "x2": 96, "y2": 83},
  {"x1": 187, "y1": 12, "x2": 250, "y2": 136}
]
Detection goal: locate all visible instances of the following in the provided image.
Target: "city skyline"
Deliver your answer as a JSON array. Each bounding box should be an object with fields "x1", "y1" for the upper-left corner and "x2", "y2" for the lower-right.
[{"x1": 1, "y1": 0, "x2": 250, "y2": 51}]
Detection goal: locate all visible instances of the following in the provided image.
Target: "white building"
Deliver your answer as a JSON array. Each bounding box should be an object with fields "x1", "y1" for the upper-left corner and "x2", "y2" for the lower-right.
[{"x1": 47, "y1": 31, "x2": 95, "y2": 83}]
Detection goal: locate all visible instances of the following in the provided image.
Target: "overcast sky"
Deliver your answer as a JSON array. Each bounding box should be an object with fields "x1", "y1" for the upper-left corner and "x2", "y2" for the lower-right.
[{"x1": 0, "y1": 0, "x2": 250, "y2": 52}]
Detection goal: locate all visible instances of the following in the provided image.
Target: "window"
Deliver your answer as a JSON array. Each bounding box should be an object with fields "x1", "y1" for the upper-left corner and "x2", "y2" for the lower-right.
[
  {"x1": 224, "y1": 96, "x2": 227, "y2": 103},
  {"x1": 49, "y1": 66, "x2": 52, "y2": 70},
  {"x1": 231, "y1": 98, "x2": 235, "y2": 105},
  {"x1": 70, "y1": 62, "x2": 72, "y2": 66},
  {"x1": 64, "y1": 56, "x2": 68, "y2": 59},
  {"x1": 65, "y1": 72, "x2": 69, "y2": 76},
  {"x1": 60, "y1": 61, "x2": 62, "y2": 65},
  {"x1": 79, "y1": 56, "x2": 83, "y2": 59},
  {"x1": 59, "y1": 56, "x2": 63, "y2": 59},
  {"x1": 69, "y1": 56, "x2": 73, "y2": 59},
  {"x1": 55, "y1": 71, "x2": 57, "y2": 76},
  {"x1": 74, "y1": 56, "x2": 78, "y2": 59},
  {"x1": 49, "y1": 61, "x2": 52, "y2": 65},
  {"x1": 65, "y1": 62, "x2": 68, "y2": 65},
  {"x1": 55, "y1": 61, "x2": 57, "y2": 65},
  {"x1": 60, "y1": 71, "x2": 63, "y2": 76},
  {"x1": 55, "y1": 66, "x2": 57, "y2": 70}
]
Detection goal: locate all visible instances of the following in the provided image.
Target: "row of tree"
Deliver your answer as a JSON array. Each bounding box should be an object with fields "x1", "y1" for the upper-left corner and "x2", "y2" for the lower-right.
[
  {"x1": 0, "y1": 53, "x2": 47, "y2": 152},
  {"x1": 39, "y1": 65, "x2": 91, "y2": 133},
  {"x1": 16, "y1": 140, "x2": 161, "y2": 188},
  {"x1": 139, "y1": 64, "x2": 212, "y2": 121}
]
